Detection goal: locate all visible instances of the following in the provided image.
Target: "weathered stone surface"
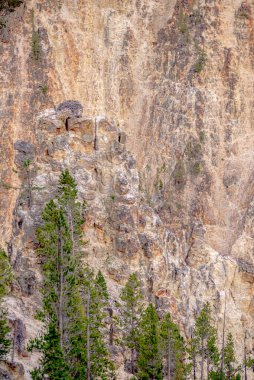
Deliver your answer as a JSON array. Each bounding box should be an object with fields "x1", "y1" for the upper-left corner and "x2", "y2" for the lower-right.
[
  {"x1": 0, "y1": 369, "x2": 12, "y2": 380},
  {"x1": 18, "y1": 270, "x2": 36, "y2": 296},
  {"x1": 56, "y1": 100, "x2": 83, "y2": 117},
  {"x1": 14, "y1": 141, "x2": 35, "y2": 167}
]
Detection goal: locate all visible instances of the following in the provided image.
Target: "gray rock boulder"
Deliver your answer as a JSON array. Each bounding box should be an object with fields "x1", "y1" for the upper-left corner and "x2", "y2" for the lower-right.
[
  {"x1": 56, "y1": 100, "x2": 83, "y2": 117},
  {"x1": 14, "y1": 140, "x2": 35, "y2": 167}
]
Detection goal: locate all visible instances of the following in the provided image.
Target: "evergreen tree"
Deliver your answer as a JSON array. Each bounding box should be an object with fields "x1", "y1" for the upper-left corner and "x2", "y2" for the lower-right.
[
  {"x1": 192, "y1": 302, "x2": 219, "y2": 380},
  {"x1": 31, "y1": 175, "x2": 82, "y2": 378},
  {"x1": 160, "y1": 312, "x2": 186, "y2": 380},
  {"x1": 58, "y1": 169, "x2": 84, "y2": 257},
  {"x1": 223, "y1": 333, "x2": 241, "y2": 380},
  {"x1": 31, "y1": 171, "x2": 114, "y2": 379},
  {"x1": 136, "y1": 304, "x2": 163, "y2": 380},
  {"x1": 28, "y1": 322, "x2": 70, "y2": 380},
  {"x1": 37, "y1": 199, "x2": 72, "y2": 348},
  {"x1": 187, "y1": 328, "x2": 198, "y2": 380},
  {"x1": 95, "y1": 270, "x2": 110, "y2": 310},
  {"x1": 0, "y1": 249, "x2": 12, "y2": 298},
  {"x1": 32, "y1": 199, "x2": 71, "y2": 378},
  {"x1": 79, "y1": 266, "x2": 114, "y2": 380},
  {"x1": 0, "y1": 249, "x2": 12, "y2": 361},
  {"x1": 0, "y1": 309, "x2": 11, "y2": 361},
  {"x1": 120, "y1": 273, "x2": 144, "y2": 375}
]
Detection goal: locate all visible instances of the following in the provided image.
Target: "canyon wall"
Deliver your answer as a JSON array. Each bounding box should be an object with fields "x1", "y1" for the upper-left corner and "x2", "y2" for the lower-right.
[{"x1": 0, "y1": 0, "x2": 254, "y2": 378}]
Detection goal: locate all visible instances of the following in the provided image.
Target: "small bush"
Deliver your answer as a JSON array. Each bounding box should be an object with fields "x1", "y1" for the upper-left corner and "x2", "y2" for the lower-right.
[
  {"x1": 199, "y1": 131, "x2": 206, "y2": 143},
  {"x1": 192, "y1": 162, "x2": 201, "y2": 175},
  {"x1": 173, "y1": 161, "x2": 186, "y2": 188},
  {"x1": 32, "y1": 29, "x2": 41, "y2": 61},
  {"x1": 31, "y1": 9, "x2": 41, "y2": 61},
  {"x1": 40, "y1": 84, "x2": 48, "y2": 94},
  {"x1": 186, "y1": 141, "x2": 202, "y2": 160},
  {"x1": 194, "y1": 50, "x2": 206, "y2": 73},
  {"x1": 179, "y1": 11, "x2": 188, "y2": 35}
]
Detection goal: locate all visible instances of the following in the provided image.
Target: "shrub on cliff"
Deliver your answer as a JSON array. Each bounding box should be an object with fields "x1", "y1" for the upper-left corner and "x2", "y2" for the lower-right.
[{"x1": 0, "y1": 249, "x2": 12, "y2": 361}]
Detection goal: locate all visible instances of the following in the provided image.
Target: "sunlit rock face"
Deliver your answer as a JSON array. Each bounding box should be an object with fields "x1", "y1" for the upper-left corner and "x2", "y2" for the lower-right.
[{"x1": 1, "y1": 0, "x2": 254, "y2": 378}]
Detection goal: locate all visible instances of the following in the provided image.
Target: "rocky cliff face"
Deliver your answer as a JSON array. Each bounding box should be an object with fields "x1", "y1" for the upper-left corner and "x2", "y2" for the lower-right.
[{"x1": 1, "y1": 0, "x2": 254, "y2": 378}]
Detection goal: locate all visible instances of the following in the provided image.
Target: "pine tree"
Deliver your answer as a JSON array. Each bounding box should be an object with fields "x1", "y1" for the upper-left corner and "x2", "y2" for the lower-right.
[
  {"x1": 58, "y1": 169, "x2": 84, "y2": 257},
  {"x1": 28, "y1": 322, "x2": 70, "y2": 380},
  {"x1": 31, "y1": 171, "x2": 82, "y2": 378},
  {"x1": 37, "y1": 199, "x2": 72, "y2": 348},
  {"x1": 0, "y1": 308, "x2": 11, "y2": 361},
  {"x1": 79, "y1": 266, "x2": 114, "y2": 380},
  {"x1": 0, "y1": 249, "x2": 12, "y2": 361},
  {"x1": 120, "y1": 273, "x2": 144, "y2": 375},
  {"x1": 187, "y1": 327, "x2": 198, "y2": 380},
  {"x1": 137, "y1": 304, "x2": 163, "y2": 380},
  {"x1": 209, "y1": 333, "x2": 241, "y2": 380},
  {"x1": 224, "y1": 333, "x2": 241, "y2": 380},
  {"x1": 192, "y1": 302, "x2": 219, "y2": 380},
  {"x1": 0, "y1": 249, "x2": 12, "y2": 298},
  {"x1": 31, "y1": 170, "x2": 114, "y2": 379},
  {"x1": 160, "y1": 312, "x2": 186, "y2": 380}
]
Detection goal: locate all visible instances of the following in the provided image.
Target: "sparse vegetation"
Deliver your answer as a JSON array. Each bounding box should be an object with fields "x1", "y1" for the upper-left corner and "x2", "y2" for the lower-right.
[
  {"x1": 32, "y1": 29, "x2": 41, "y2": 61},
  {"x1": 40, "y1": 84, "x2": 48, "y2": 94},
  {"x1": 178, "y1": 10, "x2": 189, "y2": 38},
  {"x1": 31, "y1": 10, "x2": 41, "y2": 61},
  {"x1": 186, "y1": 140, "x2": 202, "y2": 160},
  {"x1": 23, "y1": 159, "x2": 32, "y2": 208},
  {"x1": 22, "y1": 171, "x2": 254, "y2": 379},
  {"x1": 190, "y1": 9, "x2": 203, "y2": 25},
  {"x1": 0, "y1": 18, "x2": 6, "y2": 29},
  {"x1": 175, "y1": 202, "x2": 182, "y2": 210},
  {"x1": 154, "y1": 163, "x2": 166, "y2": 192},
  {"x1": 174, "y1": 161, "x2": 186, "y2": 187},
  {"x1": 0, "y1": 249, "x2": 12, "y2": 361},
  {"x1": 194, "y1": 49, "x2": 206, "y2": 73},
  {"x1": 192, "y1": 161, "x2": 201, "y2": 176},
  {"x1": 199, "y1": 131, "x2": 206, "y2": 143}
]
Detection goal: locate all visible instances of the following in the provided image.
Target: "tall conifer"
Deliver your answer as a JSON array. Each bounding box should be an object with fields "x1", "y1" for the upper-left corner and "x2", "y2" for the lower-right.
[
  {"x1": 120, "y1": 273, "x2": 144, "y2": 375},
  {"x1": 192, "y1": 302, "x2": 219, "y2": 380},
  {"x1": 0, "y1": 249, "x2": 12, "y2": 361},
  {"x1": 31, "y1": 171, "x2": 114, "y2": 379},
  {"x1": 160, "y1": 312, "x2": 186, "y2": 380},
  {"x1": 137, "y1": 304, "x2": 163, "y2": 380},
  {"x1": 79, "y1": 266, "x2": 114, "y2": 380}
]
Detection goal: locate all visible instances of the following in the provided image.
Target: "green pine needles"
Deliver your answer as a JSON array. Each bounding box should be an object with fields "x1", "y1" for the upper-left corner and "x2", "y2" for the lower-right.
[
  {"x1": 29, "y1": 170, "x2": 114, "y2": 380},
  {"x1": 27, "y1": 170, "x2": 253, "y2": 379},
  {"x1": 0, "y1": 249, "x2": 12, "y2": 361},
  {"x1": 120, "y1": 273, "x2": 144, "y2": 375},
  {"x1": 137, "y1": 304, "x2": 163, "y2": 380}
]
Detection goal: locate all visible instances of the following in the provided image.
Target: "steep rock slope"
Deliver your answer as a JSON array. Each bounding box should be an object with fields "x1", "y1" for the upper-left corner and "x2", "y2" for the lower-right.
[{"x1": 0, "y1": 0, "x2": 254, "y2": 378}]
